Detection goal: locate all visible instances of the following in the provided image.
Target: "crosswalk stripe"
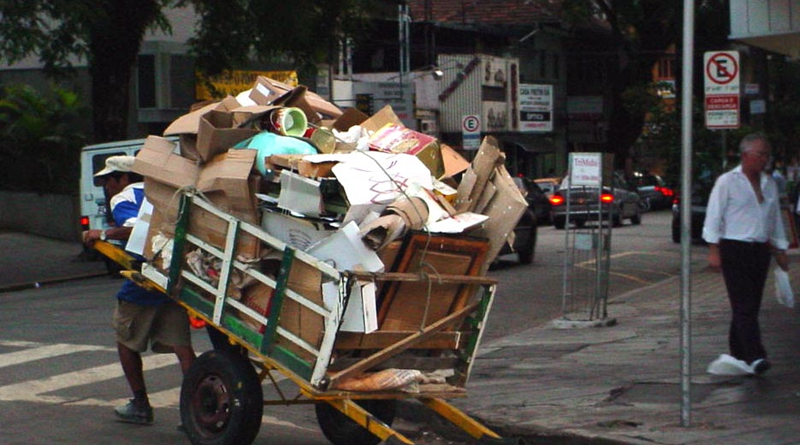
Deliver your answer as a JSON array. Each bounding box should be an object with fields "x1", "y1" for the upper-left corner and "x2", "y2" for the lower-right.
[
  {"x1": 0, "y1": 353, "x2": 179, "y2": 403},
  {"x1": 0, "y1": 343, "x2": 111, "y2": 369},
  {"x1": 0, "y1": 340, "x2": 314, "y2": 432}
]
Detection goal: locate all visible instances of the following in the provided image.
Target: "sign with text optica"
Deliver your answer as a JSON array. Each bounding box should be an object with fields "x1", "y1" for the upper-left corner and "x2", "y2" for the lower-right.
[
  {"x1": 704, "y1": 51, "x2": 740, "y2": 129},
  {"x1": 519, "y1": 84, "x2": 553, "y2": 132},
  {"x1": 569, "y1": 152, "x2": 602, "y2": 187}
]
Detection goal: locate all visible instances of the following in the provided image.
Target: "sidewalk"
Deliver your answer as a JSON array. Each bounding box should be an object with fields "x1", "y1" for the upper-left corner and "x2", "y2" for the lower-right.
[
  {"x1": 456, "y1": 256, "x2": 800, "y2": 444},
  {"x1": 2, "y1": 232, "x2": 799, "y2": 445},
  {"x1": 0, "y1": 231, "x2": 106, "y2": 291}
]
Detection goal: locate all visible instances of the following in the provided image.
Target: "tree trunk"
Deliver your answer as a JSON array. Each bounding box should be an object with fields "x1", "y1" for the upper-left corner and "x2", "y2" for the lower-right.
[{"x1": 88, "y1": 1, "x2": 159, "y2": 142}]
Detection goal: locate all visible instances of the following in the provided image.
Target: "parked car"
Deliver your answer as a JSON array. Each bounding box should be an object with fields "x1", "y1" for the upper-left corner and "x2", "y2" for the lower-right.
[
  {"x1": 534, "y1": 177, "x2": 561, "y2": 198},
  {"x1": 631, "y1": 172, "x2": 674, "y2": 211},
  {"x1": 549, "y1": 173, "x2": 642, "y2": 229},
  {"x1": 513, "y1": 177, "x2": 551, "y2": 224}
]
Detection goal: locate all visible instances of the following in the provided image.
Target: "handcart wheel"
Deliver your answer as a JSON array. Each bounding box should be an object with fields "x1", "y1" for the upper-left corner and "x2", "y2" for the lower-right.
[
  {"x1": 315, "y1": 399, "x2": 397, "y2": 445},
  {"x1": 180, "y1": 350, "x2": 264, "y2": 445}
]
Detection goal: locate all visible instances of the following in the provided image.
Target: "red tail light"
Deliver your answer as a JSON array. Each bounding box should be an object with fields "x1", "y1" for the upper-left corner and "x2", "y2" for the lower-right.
[
  {"x1": 80, "y1": 216, "x2": 90, "y2": 230},
  {"x1": 656, "y1": 186, "x2": 674, "y2": 197},
  {"x1": 600, "y1": 193, "x2": 614, "y2": 203},
  {"x1": 550, "y1": 195, "x2": 565, "y2": 205}
]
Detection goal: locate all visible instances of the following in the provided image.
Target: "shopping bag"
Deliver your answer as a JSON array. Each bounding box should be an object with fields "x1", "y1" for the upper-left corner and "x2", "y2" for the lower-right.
[
  {"x1": 774, "y1": 267, "x2": 795, "y2": 308},
  {"x1": 707, "y1": 354, "x2": 753, "y2": 376}
]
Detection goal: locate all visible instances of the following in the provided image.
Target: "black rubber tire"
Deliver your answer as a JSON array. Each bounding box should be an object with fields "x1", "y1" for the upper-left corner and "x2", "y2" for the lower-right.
[
  {"x1": 180, "y1": 350, "x2": 263, "y2": 445},
  {"x1": 553, "y1": 218, "x2": 565, "y2": 230},
  {"x1": 612, "y1": 213, "x2": 622, "y2": 227},
  {"x1": 631, "y1": 211, "x2": 642, "y2": 225},
  {"x1": 315, "y1": 399, "x2": 397, "y2": 445}
]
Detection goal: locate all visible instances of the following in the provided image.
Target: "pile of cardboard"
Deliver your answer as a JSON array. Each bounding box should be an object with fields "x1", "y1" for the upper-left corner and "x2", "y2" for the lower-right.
[{"x1": 130, "y1": 76, "x2": 528, "y2": 335}]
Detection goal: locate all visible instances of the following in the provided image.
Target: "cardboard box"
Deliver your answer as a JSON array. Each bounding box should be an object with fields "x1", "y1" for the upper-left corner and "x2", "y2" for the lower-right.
[
  {"x1": 134, "y1": 136, "x2": 261, "y2": 259},
  {"x1": 196, "y1": 110, "x2": 260, "y2": 162},
  {"x1": 362, "y1": 106, "x2": 444, "y2": 178},
  {"x1": 249, "y1": 76, "x2": 342, "y2": 122},
  {"x1": 266, "y1": 154, "x2": 337, "y2": 179}
]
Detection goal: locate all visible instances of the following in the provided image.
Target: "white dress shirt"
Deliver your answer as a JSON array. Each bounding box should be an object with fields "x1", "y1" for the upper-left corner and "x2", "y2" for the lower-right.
[{"x1": 702, "y1": 165, "x2": 788, "y2": 250}]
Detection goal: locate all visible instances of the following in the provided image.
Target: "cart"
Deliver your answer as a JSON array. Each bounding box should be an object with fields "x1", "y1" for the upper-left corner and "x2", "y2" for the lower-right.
[{"x1": 95, "y1": 190, "x2": 522, "y2": 445}]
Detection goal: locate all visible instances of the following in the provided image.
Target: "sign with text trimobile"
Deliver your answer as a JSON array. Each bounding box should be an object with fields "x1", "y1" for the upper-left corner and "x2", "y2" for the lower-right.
[
  {"x1": 704, "y1": 51, "x2": 740, "y2": 130},
  {"x1": 569, "y1": 152, "x2": 602, "y2": 187}
]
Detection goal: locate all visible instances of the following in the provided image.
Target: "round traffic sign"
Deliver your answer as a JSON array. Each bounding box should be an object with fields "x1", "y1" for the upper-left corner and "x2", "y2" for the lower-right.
[
  {"x1": 462, "y1": 115, "x2": 480, "y2": 133},
  {"x1": 705, "y1": 53, "x2": 739, "y2": 85}
]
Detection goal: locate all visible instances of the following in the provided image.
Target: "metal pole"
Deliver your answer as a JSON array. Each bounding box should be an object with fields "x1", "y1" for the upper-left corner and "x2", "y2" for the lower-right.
[
  {"x1": 680, "y1": 0, "x2": 695, "y2": 428},
  {"x1": 561, "y1": 165, "x2": 572, "y2": 318}
]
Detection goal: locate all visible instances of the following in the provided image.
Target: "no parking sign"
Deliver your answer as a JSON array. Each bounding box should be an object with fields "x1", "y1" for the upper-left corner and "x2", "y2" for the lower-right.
[
  {"x1": 462, "y1": 115, "x2": 481, "y2": 150},
  {"x1": 704, "y1": 51, "x2": 740, "y2": 129}
]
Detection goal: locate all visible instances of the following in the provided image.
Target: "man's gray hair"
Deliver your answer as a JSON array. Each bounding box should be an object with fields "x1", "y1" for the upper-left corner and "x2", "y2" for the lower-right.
[{"x1": 739, "y1": 132, "x2": 771, "y2": 155}]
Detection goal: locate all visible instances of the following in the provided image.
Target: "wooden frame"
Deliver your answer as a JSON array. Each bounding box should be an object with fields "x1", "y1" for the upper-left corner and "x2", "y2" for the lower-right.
[{"x1": 376, "y1": 232, "x2": 489, "y2": 331}]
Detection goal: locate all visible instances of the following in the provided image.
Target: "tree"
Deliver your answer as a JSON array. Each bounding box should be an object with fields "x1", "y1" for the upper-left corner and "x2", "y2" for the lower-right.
[
  {"x1": 0, "y1": 0, "x2": 373, "y2": 143},
  {"x1": 557, "y1": 0, "x2": 729, "y2": 171},
  {"x1": 0, "y1": 83, "x2": 87, "y2": 193}
]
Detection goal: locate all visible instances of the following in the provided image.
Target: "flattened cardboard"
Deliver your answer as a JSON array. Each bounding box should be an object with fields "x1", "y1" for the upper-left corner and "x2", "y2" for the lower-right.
[
  {"x1": 196, "y1": 110, "x2": 259, "y2": 162},
  {"x1": 440, "y1": 143, "x2": 470, "y2": 179},
  {"x1": 163, "y1": 96, "x2": 241, "y2": 136},
  {"x1": 331, "y1": 107, "x2": 369, "y2": 132},
  {"x1": 277, "y1": 259, "x2": 325, "y2": 361},
  {"x1": 455, "y1": 136, "x2": 504, "y2": 212},
  {"x1": 473, "y1": 165, "x2": 528, "y2": 271}
]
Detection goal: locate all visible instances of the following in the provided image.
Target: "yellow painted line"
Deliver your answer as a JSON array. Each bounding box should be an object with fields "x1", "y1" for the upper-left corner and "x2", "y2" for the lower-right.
[{"x1": 574, "y1": 251, "x2": 678, "y2": 284}]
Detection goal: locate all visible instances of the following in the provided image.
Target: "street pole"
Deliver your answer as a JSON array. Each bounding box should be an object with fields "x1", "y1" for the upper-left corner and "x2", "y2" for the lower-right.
[{"x1": 680, "y1": 0, "x2": 695, "y2": 428}]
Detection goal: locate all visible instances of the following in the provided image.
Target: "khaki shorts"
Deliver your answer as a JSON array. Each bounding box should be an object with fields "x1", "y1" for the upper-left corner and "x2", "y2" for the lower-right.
[{"x1": 113, "y1": 300, "x2": 191, "y2": 353}]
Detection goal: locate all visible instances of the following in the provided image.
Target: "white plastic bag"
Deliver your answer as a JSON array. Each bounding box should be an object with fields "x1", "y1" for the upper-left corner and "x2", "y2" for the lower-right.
[
  {"x1": 774, "y1": 267, "x2": 795, "y2": 308},
  {"x1": 707, "y1": 354, "x2": 753, "y2": 376}
]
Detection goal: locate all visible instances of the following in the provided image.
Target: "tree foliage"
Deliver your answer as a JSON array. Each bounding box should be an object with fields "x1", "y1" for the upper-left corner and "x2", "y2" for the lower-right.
[
  {"x1": 0, "y1": 83, "x2": 87, "y2": 193},
  {"x1": 0, "y1": 0, "x2": 373, "y2": 143},
  {"x1": 556, "y1": 0, "x2": 729, "y2": 170}
]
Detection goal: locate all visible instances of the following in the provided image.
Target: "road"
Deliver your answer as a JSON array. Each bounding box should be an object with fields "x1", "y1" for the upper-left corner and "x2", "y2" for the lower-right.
[{"x1": 0, "y1": 210, "x2": 707, "y2": 445}]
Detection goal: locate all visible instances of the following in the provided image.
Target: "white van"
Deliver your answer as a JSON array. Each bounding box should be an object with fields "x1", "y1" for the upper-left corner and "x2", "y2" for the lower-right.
[{"x1": 78, "y1": 138, "x2": 149, "y2": 233}]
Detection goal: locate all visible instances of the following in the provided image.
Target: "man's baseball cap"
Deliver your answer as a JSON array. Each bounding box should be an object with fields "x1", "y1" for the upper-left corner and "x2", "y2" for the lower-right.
[{"x1": 94, "y1": 155, "x2": 136, "y2": 177}]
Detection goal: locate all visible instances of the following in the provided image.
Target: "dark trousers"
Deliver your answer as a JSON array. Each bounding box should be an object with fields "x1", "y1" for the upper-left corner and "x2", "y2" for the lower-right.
[{"x1": 719, "y1": 239, "x2": 771, "y2": 364}]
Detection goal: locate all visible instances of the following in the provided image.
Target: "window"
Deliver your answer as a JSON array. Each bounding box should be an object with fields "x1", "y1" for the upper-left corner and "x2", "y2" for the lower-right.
[
  {"x1": 539, "y1": 51, "x2": 547, "y2": 78},
  {"x1": 657, "y1": 58, "x2": 674, "y2": 79},
  {"x1": 92, "y1": 152, "x2": 126, "y2": 187},
  {"x1": 137, "y1": 55, "x2": 156, "y2": 109},
  {"x1": 552, "y1": 54, "x2": 560, "y2": 79}
]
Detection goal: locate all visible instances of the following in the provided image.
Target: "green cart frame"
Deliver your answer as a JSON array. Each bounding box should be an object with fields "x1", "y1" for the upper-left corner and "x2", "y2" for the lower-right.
[{"x1": 96, "y1": 190, "x2": 522, "y2": 445}]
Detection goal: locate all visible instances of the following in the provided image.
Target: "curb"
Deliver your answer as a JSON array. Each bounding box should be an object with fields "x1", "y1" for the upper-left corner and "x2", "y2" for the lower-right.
[{"x1": 0, "y1": 271, "x2": 110, "y2": 294}]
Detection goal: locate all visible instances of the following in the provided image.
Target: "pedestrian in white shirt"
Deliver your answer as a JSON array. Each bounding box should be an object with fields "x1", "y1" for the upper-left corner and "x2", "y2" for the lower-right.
[{"x1": 703, "y1": 132, "x2": 789, "y2": 375}]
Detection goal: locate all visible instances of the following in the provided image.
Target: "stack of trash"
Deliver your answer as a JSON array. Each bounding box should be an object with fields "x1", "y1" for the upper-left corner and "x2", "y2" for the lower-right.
[{"x1": 129, "y1": 76, "x2": 528, "y2": 334}]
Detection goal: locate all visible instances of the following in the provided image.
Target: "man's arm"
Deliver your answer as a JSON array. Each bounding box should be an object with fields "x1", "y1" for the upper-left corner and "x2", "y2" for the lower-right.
[
  {"x1": 82, "y1": 226, "x2": 134, "y2": 245},
  {"x1": 707, "y1": 243, "x2": 721, "y2": 272}
]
